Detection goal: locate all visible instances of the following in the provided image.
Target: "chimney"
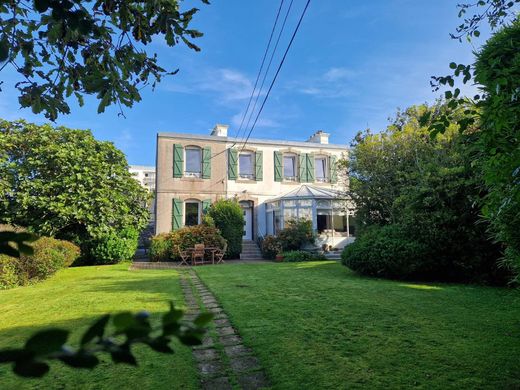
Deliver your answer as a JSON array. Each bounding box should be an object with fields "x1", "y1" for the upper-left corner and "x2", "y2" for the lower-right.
[
  {"x1": 307, "y1": 130, "x2": 329, "y2": 144},
  {"x1": 211, "y1": 124, "x2": 229, "y2": 137}
]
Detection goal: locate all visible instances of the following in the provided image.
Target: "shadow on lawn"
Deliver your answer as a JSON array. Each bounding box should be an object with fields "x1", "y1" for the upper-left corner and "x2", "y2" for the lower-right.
[{"x1": 82, "y1": 275, "x2": 186, "y2": 297}]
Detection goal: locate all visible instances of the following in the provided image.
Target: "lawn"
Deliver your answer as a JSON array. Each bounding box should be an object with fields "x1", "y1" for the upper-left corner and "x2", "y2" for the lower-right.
[
  {"x1": 0, "y1": 264, "x2": 199, "y2": 390},
  {"x1": 195, "y1": 261, "x2": 520, "y2": 390}
]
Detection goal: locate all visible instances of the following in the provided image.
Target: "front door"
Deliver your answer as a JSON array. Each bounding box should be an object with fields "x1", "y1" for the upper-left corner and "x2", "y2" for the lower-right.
[{"x1": 243, "y1": 207, "x2": 252, "y2": 240}]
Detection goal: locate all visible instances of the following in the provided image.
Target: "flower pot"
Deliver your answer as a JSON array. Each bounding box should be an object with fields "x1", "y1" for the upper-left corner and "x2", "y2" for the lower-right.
[{"x1": 275, "y1": 254, "x2": 284, "y2": 262}]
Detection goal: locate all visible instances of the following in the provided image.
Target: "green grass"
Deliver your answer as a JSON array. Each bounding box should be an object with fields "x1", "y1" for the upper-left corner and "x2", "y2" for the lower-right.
[
  {"x1": 195, "y1": 261, "x2": 520, "y2": 390},
  {"x1": 0, "y1": 263, "x2": 199, "y2": 390}
]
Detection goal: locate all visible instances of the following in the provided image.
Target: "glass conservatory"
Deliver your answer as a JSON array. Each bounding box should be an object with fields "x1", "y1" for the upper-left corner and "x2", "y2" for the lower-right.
[{"x1": 265, "y1": 185, "x2": 355, "y2": 249}]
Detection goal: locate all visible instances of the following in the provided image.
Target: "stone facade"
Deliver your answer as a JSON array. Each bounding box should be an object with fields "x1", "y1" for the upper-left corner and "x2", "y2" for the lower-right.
[{"x1": 155, "y1": 125, "x2": 348, "y2": 242}]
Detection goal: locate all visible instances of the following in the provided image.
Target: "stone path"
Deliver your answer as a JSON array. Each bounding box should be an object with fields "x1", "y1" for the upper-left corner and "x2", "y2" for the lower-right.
[{"x1": 179, "y1": 270, "x2": 270, "y2": 390}]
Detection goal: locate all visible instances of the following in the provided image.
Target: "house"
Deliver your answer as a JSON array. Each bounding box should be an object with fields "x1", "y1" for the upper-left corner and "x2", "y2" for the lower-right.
[
  {"x1": 129, "y1": 165, "x2": 156, "y2": 227},
  {"x1": 155, "y1": 124, "x2": 355, "y2": 254}
]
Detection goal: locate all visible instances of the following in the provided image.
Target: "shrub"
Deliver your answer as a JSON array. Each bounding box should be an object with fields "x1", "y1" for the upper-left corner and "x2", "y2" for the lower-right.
[
  {"x1": 0, "y1": 255, "x2": 20, "y2": 289},
  {"x1": 277, "y1": 219, "x2": 315, "y2": 251},
  {"x1": 89, "y1": 227, "x2": 139, "y2": 265},
  {"x1": 342, "y1": 225, "x2": 426, "y2": 280},
  {"x1": 281, "y1": 250, "x2": 314, "y2": 262},
  {"x1": 149, "y1": 233, "x2": 172, "y2": 262},
  {"x1": 0, "y1": 235, "x2": 80, "y2": 289},
  {"x1": 53, "y1": 239, "x2": 81, "y2": 267},
  {"x1": 260, "y1": 235, "x2": 282, "y2": 260},
  {"x1": 169, "y1": 225, "x2": 226, "y2": 261},
  {"x1": 207, "y1": 199, "x2": 244, "y2": 258}
]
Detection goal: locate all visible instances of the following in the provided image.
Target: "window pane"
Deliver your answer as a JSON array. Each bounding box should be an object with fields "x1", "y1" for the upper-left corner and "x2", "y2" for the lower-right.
[
  {"x1": 283, "y1": 200, "x2": 296, "y2": 208},
  {"x1": 298, "y1": 207, "x2": 312, "y2": 221},
  {"x1": 315, "y1": 158, "x2": 326, "y2": 180},
  {"x1": 186, "y1": 148, "x2": 201, "y2": 173},
  {"x1": 283, "y1": 156, "x2": 295, "y2": 178},
  {"x1": 333, "y1": 215, "x2": 347, "y2": 232},
  {"x1": 239, "y1": 153, "x2": 253, "y2": 177},
  {"x1": 283, "y1": 207, "x2": 298, "y2": 224},
  {"x1": 298, "y1": 199, "x2": 313, "y2": 207},
  {"x1": 185, "y1": 202, "x2": 199, "y2": 226}
]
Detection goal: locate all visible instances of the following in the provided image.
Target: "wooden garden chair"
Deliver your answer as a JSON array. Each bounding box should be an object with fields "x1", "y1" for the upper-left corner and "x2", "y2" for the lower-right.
[
  {"x1": 214, "y1": 242, "x2": 227, "y2": 264},
  {"x1": 192, "y1": 243, "x2": 205, "y2": 266},
  {"x1": 177, "y1": 246, "x2": 191, "y2": 266}
]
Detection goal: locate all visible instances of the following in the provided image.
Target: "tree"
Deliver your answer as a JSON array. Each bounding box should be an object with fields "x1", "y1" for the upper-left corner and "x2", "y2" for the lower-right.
[
  {"x1": 0, "y1": 0, "x2": 209, "y2": 120},
  {"x1": 342, "y1": 103, "x2": 507, "y2": 284},
  {"x1": 0, "y1": 119, "x2": 149, "y2": 261}
]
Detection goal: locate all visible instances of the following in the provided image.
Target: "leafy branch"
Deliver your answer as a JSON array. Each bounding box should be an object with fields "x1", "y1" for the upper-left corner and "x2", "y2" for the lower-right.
[
  {"x1": 0, "y1": 302, "x2": 213, "y2": 378},
  {"x1": 0, "y1": 0, "x2": 210, "y2": 120}
]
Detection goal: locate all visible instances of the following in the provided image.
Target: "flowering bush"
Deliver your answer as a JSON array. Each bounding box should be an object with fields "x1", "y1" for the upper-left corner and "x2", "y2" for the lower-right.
[{"x1": 260, "y1": 235, "x2": 282, "y2": 260}]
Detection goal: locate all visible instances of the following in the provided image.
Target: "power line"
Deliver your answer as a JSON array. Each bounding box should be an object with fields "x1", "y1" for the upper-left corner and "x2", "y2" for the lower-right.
[
  {"x1": 233, "y1": 0, "x2": 285, "y2": 143},
  {"x1": 209, "y1": 0, "x2": 285, "y2": 161},
  {"x1": 239, "y1": 0, "x2": 311, "y2": 153},
  {"x1": 239, "y1": 0, "x2": 295, "y2": 147}
]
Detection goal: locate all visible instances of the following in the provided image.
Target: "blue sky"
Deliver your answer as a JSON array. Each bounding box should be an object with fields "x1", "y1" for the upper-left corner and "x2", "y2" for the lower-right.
[{"x1": 0, "y1": 0, "x2": 492, "y2": 165}]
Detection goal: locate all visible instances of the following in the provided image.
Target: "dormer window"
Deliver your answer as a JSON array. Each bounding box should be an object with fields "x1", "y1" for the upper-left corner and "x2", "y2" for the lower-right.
[
  {"x1": 185, "y1": 146, "x2": 202, "y2": 177},
  {"x1": 283, "y1": 154, "x2": 297, "y2": 181}
]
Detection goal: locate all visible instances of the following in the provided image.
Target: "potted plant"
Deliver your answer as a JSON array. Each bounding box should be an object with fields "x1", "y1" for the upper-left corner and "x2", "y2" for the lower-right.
[{"x1": 275, "y1": 252, "x2": 284, "y2": 262}]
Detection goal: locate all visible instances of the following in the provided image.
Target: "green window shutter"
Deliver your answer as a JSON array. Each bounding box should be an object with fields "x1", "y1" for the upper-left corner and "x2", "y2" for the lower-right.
[
  {"x1": 299, "y1": 154, "x2": 307, "y2": 182},
  {"x1": 330, "y1": 156, "x2": 337, "y2": 183},
  {"x1": 173, "y1": 144, "x2": 184, "y2": 178},
  {"x1": 255, "y1": 151, "x2": 263, "y2": 181},
  {"x1": 307, "y1": 154, "x2": 315, "y2": 182},
  {"x1": 202, "y1": 199, "x2": 211, "y2": 214},
  {"x1": 172, "y1": 198, "x2": 183, "y2": 231},
  {"x1": 274, "y1": 151, "x2": 282, "y2": 182},
  {"x1": 228, "y1": 149, "x2": 237, "y2": 180},
  {"x1": 202, "y1": 147, "x2": 211, "y2": 179}
]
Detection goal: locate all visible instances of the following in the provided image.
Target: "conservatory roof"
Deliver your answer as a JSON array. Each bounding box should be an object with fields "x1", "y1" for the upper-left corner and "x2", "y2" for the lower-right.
[{"x1": 268, "y1": 185, "x2": 345, "y2": 201}]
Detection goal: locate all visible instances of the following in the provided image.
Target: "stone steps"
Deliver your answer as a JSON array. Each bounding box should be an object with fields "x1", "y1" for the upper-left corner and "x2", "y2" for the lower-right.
[{"x1": 240, "y1": 241, "x2": 262, "y2": 260}]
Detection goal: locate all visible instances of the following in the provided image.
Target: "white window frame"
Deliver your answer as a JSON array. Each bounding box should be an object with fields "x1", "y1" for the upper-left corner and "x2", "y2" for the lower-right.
[
  {"x1": 184, "y1": 146, "x2": 202, "y2": 177},
  {"x1": 283, "y1": 153, "x2": 298, "y2": 181},
  {"x1": 315, "y1": 156, "x2": 328, "y2": 182},
  {"x1": 184, "y1": 200, "x2": 201, "y2": 226},
  {"x1": 238, "y1": 151, "x2": 255, "y2": 180}
]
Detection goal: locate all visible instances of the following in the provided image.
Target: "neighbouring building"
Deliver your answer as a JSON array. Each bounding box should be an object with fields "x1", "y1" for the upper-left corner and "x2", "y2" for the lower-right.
[
  {"x1": 155, "y1": 124, "x2": 355, "y2": 252},
  {"x1": 129, "y1": 165, "x2": 156, "y2": 225}
]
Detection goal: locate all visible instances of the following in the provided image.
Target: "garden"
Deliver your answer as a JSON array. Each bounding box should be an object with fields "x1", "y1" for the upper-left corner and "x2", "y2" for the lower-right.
[{"x1": 0, "y1": 262, "x2": 519, "y2": 389}]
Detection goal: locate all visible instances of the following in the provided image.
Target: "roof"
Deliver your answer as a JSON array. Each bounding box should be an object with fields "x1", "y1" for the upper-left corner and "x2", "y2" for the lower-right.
[
  {"x1": 268, "y1": 185, "x2": 346, "y2": 201},
  {"x1": 157, "y1": 132, "x2": 349, "y2": 151}
]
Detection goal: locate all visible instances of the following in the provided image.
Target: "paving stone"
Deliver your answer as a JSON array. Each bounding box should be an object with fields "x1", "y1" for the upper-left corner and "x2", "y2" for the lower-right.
[
  {"x1": 224, "y1": 344, "x2": 253, "y2": 357},
  {"x1": 202, "y1": 297, "x2": 217, "y2": 304},
  {"x1": 210, "y1": 307, "x2": 223, "y2": 314},
  {"x1": 193, "y1": 348, "x2": 219, "y2": 362},
  {"x1": 216, "y1": 326, "x2": 236, "y2": 336},
  {"x1": 236, "y1": 371, "x2": 270, "y2": 389},
  {"x1": 197, "y1": 360, "x2": 224, "y2": 376},
  {"x1": 201, "y1": 376, "x2": 232, "y2": 390},
  {"x1": 230, "y1": 355, "x2": 261, "y2": 373},
  {"x1": 214, "y1": 318, "x2": 231, "y2": 328},
  {"x1": 193, "y1": 336, "x2": 215, "y2": 349},
  {"x1": 219, "y1": 334, "x2": 242, "y2": 346},
  {"x1": 205, "y1": 303, "x2": 220, "y2": 309},
  {"x1": 213, "y1": 312, "x2": 227, "y2": 320}
]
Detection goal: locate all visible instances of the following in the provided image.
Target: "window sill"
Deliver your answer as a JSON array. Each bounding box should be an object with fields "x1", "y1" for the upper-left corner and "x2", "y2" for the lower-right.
[
  {"x1": 180, "y1": 177, "x2": 205, "y2": 182},
  {"x1": 236, "y1": 178, "x2": 257, "y2": 183},
  {"x1": 282, "y1": 179, "x2": 300, "y2": 185}
]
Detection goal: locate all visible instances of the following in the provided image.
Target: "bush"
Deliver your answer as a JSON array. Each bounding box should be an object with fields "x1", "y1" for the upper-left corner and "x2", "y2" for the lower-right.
[
  {"x1": 207, "y1": 199, "x2": 244, "y2": 258},
  {"x1": 169, "y1": 225, "x2": 226, "y2": 261},
  {"x1": 260, "y1": 235, "x2": 282, "y2": 260},
  {"x1": 0, "y1": 255, "x2": 20, "y2": 289},
  {"x1": 149, "y1": 233, "x2": 173, "y2": 262},
  {"x1": 281, "y1": 250, "x2": 315, "y2": 262},
  {"x1": 341, "y1": 225, "x2": 427, "y2": 280},
  {"x1": 53, "y1": 239, "x2": 81, "y2": 267},
  {"x1": 277, "y1": 219, "x2": 315, "y2": 251},
  {"x1": 0, "y1": 235, "x2": 80, "y2": 289},
  {"x1": 89, "y1": 227, "x2": 139, "y2": 265}
]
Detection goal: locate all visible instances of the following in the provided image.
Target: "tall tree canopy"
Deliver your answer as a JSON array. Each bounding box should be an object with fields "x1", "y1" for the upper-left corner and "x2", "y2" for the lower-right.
[
  {"x1": 0, "y1": 119, "x2": 149, "y2": 248},
  {"x1": 0, "y1": 0, "x2": 208, "y2": 120},
  {"x1": 342, "y1": 104, "x2": 508, "y2": 284}
]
